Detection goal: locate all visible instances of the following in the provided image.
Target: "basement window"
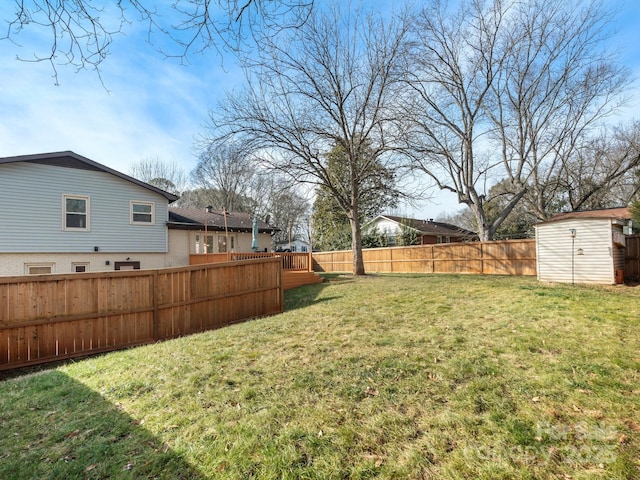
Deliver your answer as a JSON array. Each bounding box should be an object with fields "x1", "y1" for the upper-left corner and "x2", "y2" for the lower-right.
[
  {"x1": 114, "y1": 261, "x2": 141, "y2": 271},
  {"x1": 25, "y1": 263, "x2": 54, "y2": 275},
  {"x1": 73, "y1": 263, "x2": 89, "y2": 273}
]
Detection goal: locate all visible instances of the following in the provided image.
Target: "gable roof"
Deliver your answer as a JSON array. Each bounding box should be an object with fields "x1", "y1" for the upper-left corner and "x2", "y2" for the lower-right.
[
  {"x1": 168, "y1": 207, "x2": 279, "y2": 233},
  {"x1": 374, "y1": 215, "x2": 477, "y2": 238},
  {"x1": 0, "y1": 151, "x2": 180, "y2": 202},
  {"x1": 538, "y1": 207, "x2": 631, "y2": 224}
]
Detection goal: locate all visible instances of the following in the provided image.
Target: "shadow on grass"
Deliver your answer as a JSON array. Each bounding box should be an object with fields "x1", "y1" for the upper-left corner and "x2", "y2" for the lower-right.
[
  {"x1": 0, "y1": 371, "x2": 204, "y2": 480},
  {"x1": 284, "y1": 272, "x2": 357, "y2": 312}
]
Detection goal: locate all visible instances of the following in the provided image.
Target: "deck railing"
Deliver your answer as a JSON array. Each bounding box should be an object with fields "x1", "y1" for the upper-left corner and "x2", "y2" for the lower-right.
[{"x1": 190, "y1": 252, "x2": 312, "y2": 272}]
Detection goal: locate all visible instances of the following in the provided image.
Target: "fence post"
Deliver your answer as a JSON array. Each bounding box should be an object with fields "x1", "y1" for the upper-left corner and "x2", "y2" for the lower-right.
[{"x1": 152, "y1": 270, "x2": 159, "y2": 340}]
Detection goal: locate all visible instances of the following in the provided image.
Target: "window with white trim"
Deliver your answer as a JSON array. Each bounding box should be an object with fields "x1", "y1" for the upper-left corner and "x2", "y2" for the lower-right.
[
  {"x1": 72, "y1": 262, "x2": 89, "y2": 273},
  {"x1": 131, "y1": 201, "x2": 155, "y2": 224},
  {"x1": 63, "y1": 195, "x2": 89, "y2": 230},
  {"x1": 25, "y1": 263, "x2": 54, "y2": 275}
]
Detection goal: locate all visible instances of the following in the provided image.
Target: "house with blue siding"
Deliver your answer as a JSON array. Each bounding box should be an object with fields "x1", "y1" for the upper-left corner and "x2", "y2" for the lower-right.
[{"x1": 0, "y1": 151, "x2": 180, "y2": 276}]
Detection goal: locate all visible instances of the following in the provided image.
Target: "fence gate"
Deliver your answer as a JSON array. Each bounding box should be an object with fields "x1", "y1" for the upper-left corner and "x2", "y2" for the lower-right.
[{"x1": 625, "y1": 235, "x2": 640, "y2": 282}]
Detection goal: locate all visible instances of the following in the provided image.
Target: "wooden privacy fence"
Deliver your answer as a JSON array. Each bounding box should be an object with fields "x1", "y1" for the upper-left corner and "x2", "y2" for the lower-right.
[
  {"x1": 313, "y1": 239, "x2": 537, "y2": 276},
  {"x1": 190, "y1": 252, "x2": 312, "y2": 272},
  {"x1": 0, "y1": 258, "x2": 283, "y2": 371},
  {"x1": 625, "y1": 235, "x2": 640, "y2": 281}
]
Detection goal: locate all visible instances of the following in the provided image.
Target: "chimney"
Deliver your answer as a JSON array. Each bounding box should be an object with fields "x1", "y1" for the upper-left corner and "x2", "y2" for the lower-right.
[{"x1": 205, "y1": 205, "x2": 213, "y2": 213}]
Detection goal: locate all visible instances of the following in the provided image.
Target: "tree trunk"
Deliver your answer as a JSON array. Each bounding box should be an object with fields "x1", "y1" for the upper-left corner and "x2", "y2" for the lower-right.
[
  {"x1": 468, "y1": 197, "x2": 491, "y2": 242},
  {"x1": 350, "y1": 216, "x2": 366, "y2": 275}
]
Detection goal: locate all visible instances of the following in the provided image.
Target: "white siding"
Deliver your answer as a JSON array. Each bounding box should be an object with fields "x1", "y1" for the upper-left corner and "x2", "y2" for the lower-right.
[
  {"x1": 370, "y1": 218, "x2": 401, "y2": 236},
  {"x1": 0, "y1": 252, "x2": 171, "y2": 277},
  {"x1": 368, "y1": 218, "x2": 402, "y2": 245},
  {"x1": 0, "y1": 162, "x2": 169, "y2": 253},
  {"x1": 234, "y1": 231, "x2": 272, "y2": 252},
  {"x1": 535, "y1": 219, "x2": 615, "y2": 284}
]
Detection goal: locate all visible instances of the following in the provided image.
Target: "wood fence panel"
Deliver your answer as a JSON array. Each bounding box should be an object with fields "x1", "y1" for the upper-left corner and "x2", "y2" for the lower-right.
[
  {"x1": 432, "y1": 243, "x2": 483, "y2": 274},
  {"x1": 0, "y1": 258, "x2": 283, "y2": 371},
  {"x1": 482, "y1": 240, "x2": 537, "y2": 275},
  {"x1": 625, "y1": 235, "x2": 640, "y2": 281},
  {"x1": 313, "y1": 240, "x2": 536, "y2": 276}
]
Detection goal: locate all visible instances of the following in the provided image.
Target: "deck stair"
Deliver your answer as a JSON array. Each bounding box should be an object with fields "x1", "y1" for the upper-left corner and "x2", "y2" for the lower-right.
[{"x1": 283, "y1": 271, "x2": 323, "y2": 290}]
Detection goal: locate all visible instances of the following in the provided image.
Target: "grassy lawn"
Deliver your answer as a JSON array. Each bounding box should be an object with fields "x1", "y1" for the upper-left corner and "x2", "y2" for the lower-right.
[{"x1": 1, "y1": 274, "x2": 639, "y2": 479}]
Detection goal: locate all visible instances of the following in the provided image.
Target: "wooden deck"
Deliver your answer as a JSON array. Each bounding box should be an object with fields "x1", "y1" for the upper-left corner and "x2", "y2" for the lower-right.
[{"x1": 191, "y1": 252, "x2": 323, "y2": 290}]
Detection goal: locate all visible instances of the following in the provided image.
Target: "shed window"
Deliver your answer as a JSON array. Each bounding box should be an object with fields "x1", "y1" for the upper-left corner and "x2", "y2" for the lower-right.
[
  {"x1": 63, "y1": 195, "x2": 89, "y2": 230},
  {"x1": 131, "y1": 201, "x2": 154, "y2": 224}
]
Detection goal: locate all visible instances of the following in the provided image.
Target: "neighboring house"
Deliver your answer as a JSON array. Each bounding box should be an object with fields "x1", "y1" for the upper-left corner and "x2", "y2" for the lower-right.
[
  {"x1": 534, "y1": 207, "x2": 631, "y2": 285},
  {"x1": 168, "y1": 208, "x2": 278, "y2": 260},
  {"x1": 275, "y1": 238, "x2": 311, "y2": 253},
  {"x1": 366, "y1": 215, "x2": 477, "y2": 246},
  {"x1": 0, "y1": 151, "x2": 179, "y2": 276}
]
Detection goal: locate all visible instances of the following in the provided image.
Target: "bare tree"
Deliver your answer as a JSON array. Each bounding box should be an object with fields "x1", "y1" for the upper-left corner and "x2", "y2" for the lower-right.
[
  {"x1": 203, "y1": 4, "x2": 412, "y2": 274},
  {"x1": 405, "y1": 0, "x2": 630, "y2": 240},
  {"x1": 191, "y1": 142, "x2": 310, "y2": 238},
  {"x1": 266, "y1": 178, "x2": 311, "y2": 245},
  {"x1": 550, "y1": 123, "x2": 640, "y2": 212},
  {"x1": 2, "y1": 0, "x2": 313, "y2": 83},
  {"x1": 191, "y1": 143, "x2": 257, "y2": 212},
  {"x1": 129, "y1": 157, "x2": 189, "y2": 197}
]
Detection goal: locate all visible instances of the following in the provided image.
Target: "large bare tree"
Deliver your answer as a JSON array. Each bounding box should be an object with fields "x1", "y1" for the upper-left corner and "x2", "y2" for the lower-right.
[
  {"x1": 203, "y1": 4, "x2": 411, "y2": 274},
  {"x1": 190, "y1": 142, "x2": 311, "y2": 237},
  {"x1": 2, "y1": 0, "x2": 313, "y2": 82},
  {"x1": 191, "y1": 143, "x2": 258, "y2": 212},
  {"x1": 549, "y1": 123, "x2": 640, "y2": 212},
  {"x1": 405, "y1": 0, "x2": 629, "y2": 240}
]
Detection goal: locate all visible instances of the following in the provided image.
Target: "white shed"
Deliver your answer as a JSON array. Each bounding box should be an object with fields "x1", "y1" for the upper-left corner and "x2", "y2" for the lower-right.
[{"x1": 534, "y1": 208, "x2": 630, "y2": 285}]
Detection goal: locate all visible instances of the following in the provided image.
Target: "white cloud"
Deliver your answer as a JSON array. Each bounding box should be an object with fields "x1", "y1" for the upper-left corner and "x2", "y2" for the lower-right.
[{"x1": 0, "y1": 5, "x2": 240, "y2": 176}]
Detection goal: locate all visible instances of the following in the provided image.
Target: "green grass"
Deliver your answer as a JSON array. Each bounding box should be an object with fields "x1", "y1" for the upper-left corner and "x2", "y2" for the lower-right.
[{"x1": 1, "y1": 274, "x2": 639, "y2": 479}]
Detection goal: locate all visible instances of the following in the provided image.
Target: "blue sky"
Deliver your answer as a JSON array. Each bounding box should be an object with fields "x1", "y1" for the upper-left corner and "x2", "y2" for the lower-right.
[{"x1": 0, "y1": 0, "x2": 639, "y2": 218}]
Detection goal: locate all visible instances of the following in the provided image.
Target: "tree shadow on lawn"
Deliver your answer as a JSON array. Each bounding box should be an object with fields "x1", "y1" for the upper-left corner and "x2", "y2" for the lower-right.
[
  {"x1": 0, "y1": 371, "x2": 205, "y2": 480},
  {"x1": 284, "y1": 273, "x2": 356, "y2": 312}
]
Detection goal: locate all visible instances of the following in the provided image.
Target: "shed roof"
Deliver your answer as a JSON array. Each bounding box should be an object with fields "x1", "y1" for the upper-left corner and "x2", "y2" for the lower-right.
[
  {"x1": 168, "y1": 208, "x2": 279, "y2": 233},
  {"x1": 0, "y1": 151, "x2": 180, "y2": 202},
  {"x1": 538, "y1": 207, "x2": 631, "y2": 225}
]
